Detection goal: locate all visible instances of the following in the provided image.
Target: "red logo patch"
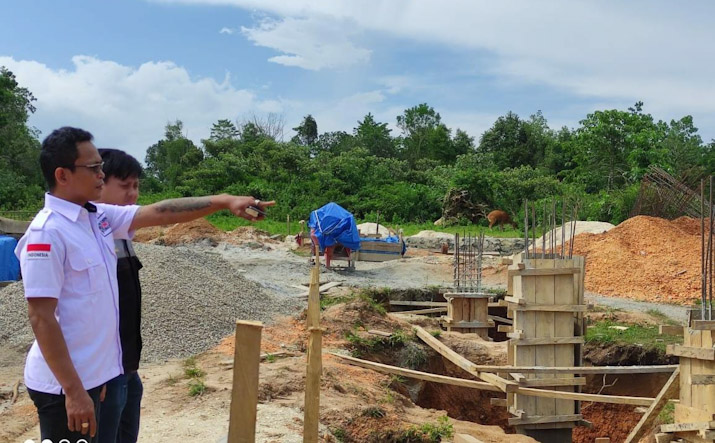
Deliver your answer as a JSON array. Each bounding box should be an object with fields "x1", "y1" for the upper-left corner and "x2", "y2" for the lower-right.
[{"x1": 27, "y1": 244, "x2": 51, "y2": 252}]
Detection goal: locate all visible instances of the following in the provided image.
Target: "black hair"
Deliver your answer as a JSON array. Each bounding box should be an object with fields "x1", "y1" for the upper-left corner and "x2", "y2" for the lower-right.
[
  {"x1": 40, "y1": 127, "x2": 94, "y2": 190},
  {"x1": 98, "y1": 148, "x2": 143, "y2": 181}
]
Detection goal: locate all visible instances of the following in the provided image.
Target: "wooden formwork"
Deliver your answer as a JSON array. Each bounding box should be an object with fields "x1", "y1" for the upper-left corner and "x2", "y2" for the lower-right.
[
  {"x1": 505, "y1": 255, "x2": 586, "y2": 436},
  {"x1": 442, "y1": 293, "x2": 494, "y2": 337},
  {"x1": 660, "y1": 321, "x2": 715, "y2": 443}
]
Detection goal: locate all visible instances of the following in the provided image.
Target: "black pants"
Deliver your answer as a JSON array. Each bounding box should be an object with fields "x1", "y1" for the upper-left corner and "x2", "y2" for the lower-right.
[{"x1": 28, "y1": 385, "x2": 103, "y2": 443}]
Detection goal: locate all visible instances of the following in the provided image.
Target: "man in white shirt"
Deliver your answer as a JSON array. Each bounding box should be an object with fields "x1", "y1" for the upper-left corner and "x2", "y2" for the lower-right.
[{"x1": 16, "y1": 126, "x2": 273, "y2": 442}]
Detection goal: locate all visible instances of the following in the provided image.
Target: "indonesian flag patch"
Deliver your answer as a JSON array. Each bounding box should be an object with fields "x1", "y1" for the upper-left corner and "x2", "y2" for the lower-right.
[{"x1": 27, "y1": 243, "x2": 51, "y2": 259}]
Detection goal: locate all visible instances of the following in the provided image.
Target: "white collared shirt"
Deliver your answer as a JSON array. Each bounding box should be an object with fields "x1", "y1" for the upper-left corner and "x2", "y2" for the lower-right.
[{"x1": 15, "y1": 193, "x2": 139, "y2": 394}]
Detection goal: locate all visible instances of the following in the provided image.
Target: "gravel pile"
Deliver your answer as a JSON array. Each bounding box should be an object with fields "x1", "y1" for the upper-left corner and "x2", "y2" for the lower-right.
[{"x1": 0, "y1": 243, "x2": 301, "y2": 362}]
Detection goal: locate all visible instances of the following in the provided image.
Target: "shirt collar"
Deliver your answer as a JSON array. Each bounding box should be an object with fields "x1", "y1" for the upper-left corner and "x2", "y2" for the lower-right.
[{"x1": 44, "y1": 193, "x2": 97, "y2": 222}]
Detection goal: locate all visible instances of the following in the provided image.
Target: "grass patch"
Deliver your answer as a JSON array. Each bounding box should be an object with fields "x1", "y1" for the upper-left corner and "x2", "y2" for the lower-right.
[
  {"x1": 357, "y1": 288, "x2": 391, "y2": 315},
  {"x1": 430, "y1": 330, "x2": 442, "y2": 338},
  {"x1": 203, "y1": 210, "x2": 529, "y2": 239},
  {"x1": 188, "y1": 379, "x2": 207, "y2": 397},
  {"x1": 321, "y1": 294, "x2": 356, "y2": 310},
  {"x1": 658, "y1": 401, "x2": 675, "y2": 424},
  {"x1": 346, "y1": 328, "x2": 411, "y2": 357},
  {"x1": 362, "y1": 406, "x2": 387, "y2": 418},
  {"x1": 586, "y1": 320, "x2": 682, "y2": 353},
  {"x1": 380, "y1": 416, "x2": 453, "y2": 443},
  {"x1": 645, "y1": 309, "x2": 679, "y2": 326},
  {"x1": 329, "y1": 426, "x2": 348, "y2": 442},
  {"x1": 397, "y1": 341, "x2": 428, "y2": 370},
  {"x1": 264, "y1": 353, "x2": 277, "y2": 363}
]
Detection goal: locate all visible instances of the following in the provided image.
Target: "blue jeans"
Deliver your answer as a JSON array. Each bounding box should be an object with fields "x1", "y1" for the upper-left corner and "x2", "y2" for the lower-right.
[
  {"x1": 28, "y1": 385, "x2": 103, "y2": 443},
  {"x1": 97, "y1": 372, "x2": 143, "y2": 443}
]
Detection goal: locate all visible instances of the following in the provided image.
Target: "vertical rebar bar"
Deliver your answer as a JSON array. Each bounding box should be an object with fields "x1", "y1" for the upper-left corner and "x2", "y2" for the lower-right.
[
  {"x1": 710, "y1": 177, "x2": 714, "y2": 320},
  {"x1": 542, "y1": 201, "x2": 546, "y2": 259},
  {"x1": 524, "y1": 200, "x2": 529, "y2": 259},
  {"x1": 532, "y1": 203, "x2": 536, "y2": 258},
  {"x1": 454, "y1": 233, "x2": 459, "y2": 290}
]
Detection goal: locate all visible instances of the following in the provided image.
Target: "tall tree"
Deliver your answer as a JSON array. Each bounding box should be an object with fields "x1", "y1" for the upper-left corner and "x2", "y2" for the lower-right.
[
  {"x1": 0, "y1": 67, "x2": 43, "y2": 209},
  {"x1": 354, "y1": 113, "x2": 396, "y2": 158},
  {"x1": 145, "y1": 120, "x2": 204, "y2": 189},
  {"x1": 292, "y1": 114, "x2": 318, "y2": 146}
]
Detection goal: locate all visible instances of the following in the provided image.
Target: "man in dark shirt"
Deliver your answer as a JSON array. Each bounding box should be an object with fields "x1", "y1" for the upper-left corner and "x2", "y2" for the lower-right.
[{"x1": 96, "y1": 149, "x2": 145, "y2": 443}]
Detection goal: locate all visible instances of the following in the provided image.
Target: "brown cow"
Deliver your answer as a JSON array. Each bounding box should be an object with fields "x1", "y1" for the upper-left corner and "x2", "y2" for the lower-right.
[{"x1": 487, "y1": 210, "x2": 518, "y2": 230}]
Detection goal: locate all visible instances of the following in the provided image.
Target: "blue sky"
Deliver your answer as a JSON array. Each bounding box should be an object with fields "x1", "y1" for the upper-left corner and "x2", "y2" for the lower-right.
[{"x1": 2, "y1": 0, "x2": 714, "y2": 163}]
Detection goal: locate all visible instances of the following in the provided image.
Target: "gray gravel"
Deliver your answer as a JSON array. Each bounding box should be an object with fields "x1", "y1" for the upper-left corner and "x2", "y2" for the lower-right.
[
  {"x1": 0, "y1": 243, "x2": 302, "y2": 363},
  {"x1": 584, "y1": 291, "x2": 689, "y2": 324}
]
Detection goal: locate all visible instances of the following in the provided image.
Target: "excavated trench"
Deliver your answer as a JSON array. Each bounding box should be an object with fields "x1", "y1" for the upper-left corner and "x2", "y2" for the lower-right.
[{"x1": 380, "y1": 289, "x2": 676, "y2": 443}]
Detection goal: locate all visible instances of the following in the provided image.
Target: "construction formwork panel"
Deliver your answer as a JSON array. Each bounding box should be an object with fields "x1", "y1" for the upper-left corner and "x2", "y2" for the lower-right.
[
  {"x1": 442, "y1": 293, "x2": 493, "y2": 338},
  {"x1": 665, "y1": 323, "x2": 715, "y2": 443},
  {"x1": 506, "y1": 256, "x2": 586, "y2": 434}
]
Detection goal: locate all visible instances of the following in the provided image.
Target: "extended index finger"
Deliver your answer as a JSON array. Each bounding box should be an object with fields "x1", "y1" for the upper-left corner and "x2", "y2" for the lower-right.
[{"x1": 258, "y1": 200, "x2": 276, "y2": 208}]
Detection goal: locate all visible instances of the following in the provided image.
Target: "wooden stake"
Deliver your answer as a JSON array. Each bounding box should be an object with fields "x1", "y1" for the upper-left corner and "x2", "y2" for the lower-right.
[
  {"x1": 227, "y1": 320, "x2": 263, "y2": 443},
  {"x1": 303, "y1": 253, "x2": 323, "y2": 443}
]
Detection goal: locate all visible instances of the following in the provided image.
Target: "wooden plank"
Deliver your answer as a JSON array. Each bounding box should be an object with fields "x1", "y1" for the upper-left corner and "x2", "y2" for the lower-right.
[
  {"x1": 659, "y1": 325, "x2": 685, "y2": 336},
  {"x1": 594, "y1": 439, "x2": 610, "y2": 443},
  {"x1": 515, "y1": 387, "x2": 654, "y2": 407},
  {"x1": 675, "y1": 403, "x2": 715, "y2": 423},
  {"x1": 667, "y1": 344, "x2": 715, "y2": 361},
  {"x1": 395, "y1": 307, "x2": 447, "y2": 315},
  {"x1": 624, "y1": 367, "x2": 680, "y2": 443},
  {"x1": 489, "y1": 315, "x2": 513, "y2": 325},
  {"x1": 457, "y1": 364, "x2": 679, "y2": 374},
  {"x1": 497, "y1": 325, "x2": 513, "y2": 333},
  {"x1": 443, "y1": 321, "x2": 493, "y2": 329},
  {"x1": 520, "y1": 377, "x2": 587, "y2": 388},
  {"x1": 228, "y1": 320, "x2": 263, "y2": 443},
  {"x1": 508, "y1": 414, "x2": 581, "y2": 425},
  {"x1": 389, "y1": 300, "x2": 447, "y2": 307},
  {"x1": 511, "y1": 337, "x2": 585, "y2": 346},
  {"x1": 692, "y1": 320, "x2": 715, "y2": 330},
  {"x1": 444, "y1": 292, "x2": 492, "y2": 299},
  {"x1": 330, "y1": 353, "x2": 501, "y2": 392},
  {"x1": 509, "y1": 267, "x2": 581, "y2": 277},
  {"x1": 367, "y1": 330, "x2": 392, "y2": 337},
  {"x1": 682, "y1": 328, "x2": 693, "y2": 408},
  {"x1": 512, "y1": 304, "x2": 589, "y2": 312},
  {"x1": 692, "y1": 374, "x2": 715, "y2": 385},
  {"x1": 490, "y1": 398, "x2": 508, "y2": 407},
  {"x1": 300, "y1": 280, "x2": 342, "y2": 297},
  {"x1": 514, "y1": 270, "x2": 537, "y2": 413},
  {"x1": 504, "y1": 295, "x2": 526, "y2": 305},
  {"x1": 660, "y1": 421, "x2": 715, "y2": 432}
]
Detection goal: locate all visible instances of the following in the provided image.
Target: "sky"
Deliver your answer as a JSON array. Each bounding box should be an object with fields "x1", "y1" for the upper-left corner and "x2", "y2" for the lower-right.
[{"x1": 2, "y1": 0, "x2": 715, "y2": 163}]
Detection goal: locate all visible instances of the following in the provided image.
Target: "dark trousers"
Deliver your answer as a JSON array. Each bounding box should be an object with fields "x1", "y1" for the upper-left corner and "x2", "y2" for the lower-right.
[
  {"x1": 28, "y1": 385, "x2": 103, "y2": 443},
  {"x1": 97, "y1": 372, "x2": 143, "y2": 443}
]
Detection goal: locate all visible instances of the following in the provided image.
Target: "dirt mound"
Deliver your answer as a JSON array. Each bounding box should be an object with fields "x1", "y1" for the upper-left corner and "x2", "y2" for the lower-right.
[
  {"x1": 569, "y1": 215, "x2": 701, "y2": 304},
  {"x1": 132, "y1": 225, "x2": 166, "y2": 243},
  {"x1": 159, "y1": 218, "x2": 225, "y2": 246},
  {"x1": 224, "y1": 226, "x2": 279, "y2": 245}
]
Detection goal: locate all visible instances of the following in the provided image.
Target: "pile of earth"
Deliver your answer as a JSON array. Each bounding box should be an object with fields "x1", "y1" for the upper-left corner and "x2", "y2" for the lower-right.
[{"x1": 569, "y1": 215, "x2": 701, "y2": 304}]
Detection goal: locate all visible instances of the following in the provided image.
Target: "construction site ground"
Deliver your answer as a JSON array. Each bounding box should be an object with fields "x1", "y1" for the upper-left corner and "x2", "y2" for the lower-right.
[{"x1": 0, "y1": 216, "x2": 701, "y2": 442}]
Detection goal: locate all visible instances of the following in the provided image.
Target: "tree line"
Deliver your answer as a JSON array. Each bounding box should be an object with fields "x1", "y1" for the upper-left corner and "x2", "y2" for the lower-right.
[{"x1": 2, "y1": 67, "x2": 714, "y2": 226}]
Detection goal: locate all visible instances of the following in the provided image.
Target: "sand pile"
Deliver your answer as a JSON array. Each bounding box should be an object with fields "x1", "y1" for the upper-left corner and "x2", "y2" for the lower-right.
[
  {"x1": 225, "y1": 226, "x2": 279, "y2": 245},
  {"x1": 569, "y1": 215, "x2": 701, "y2": 304}
]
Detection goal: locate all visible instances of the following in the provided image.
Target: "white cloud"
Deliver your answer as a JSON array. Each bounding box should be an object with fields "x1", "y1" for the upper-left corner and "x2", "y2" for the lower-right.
[
  {"x1": 241, "y1": 16, "x2": 371, "y2": 70},
  {"x1": 0, "y1": 55, "x2": 282, "y2": 162},
  {"x1": 219, "y1": 27, "x2": 236, "y2": 34},
  {"x1": 155, "y1": 0, "x2": 715, "y2": 134}
]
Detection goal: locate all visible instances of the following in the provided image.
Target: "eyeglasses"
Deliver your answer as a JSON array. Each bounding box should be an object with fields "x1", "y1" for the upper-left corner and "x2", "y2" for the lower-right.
[{"x1": 73, "y1": 161, "x2": 105, "y2": 174}]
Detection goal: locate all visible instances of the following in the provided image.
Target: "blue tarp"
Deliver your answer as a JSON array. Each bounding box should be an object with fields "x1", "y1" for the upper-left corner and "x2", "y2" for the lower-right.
[
  {"x1": 308, "y1": 202, "x2": 361, "y2": 251},
  {"x1": 0, "y1": 236, "x2": 20, "y2": 281}
]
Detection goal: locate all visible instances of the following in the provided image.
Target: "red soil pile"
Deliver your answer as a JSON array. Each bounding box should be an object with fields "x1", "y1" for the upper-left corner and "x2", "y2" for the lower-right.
[
  {"x1": 569, "y1": 215, "x2": 702, "y2": 304},
  {"x1": 160, "y1": 218, "x2": 225, "y2": 245}
]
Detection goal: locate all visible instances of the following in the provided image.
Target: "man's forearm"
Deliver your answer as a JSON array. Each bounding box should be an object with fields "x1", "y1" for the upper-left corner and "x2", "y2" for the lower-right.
[
  {"x1": 29, "y1": 310, "x2": 84, "y2": 395},
  {"x1": 130, "y1": 195, "x2": 229, "y2": 230}
]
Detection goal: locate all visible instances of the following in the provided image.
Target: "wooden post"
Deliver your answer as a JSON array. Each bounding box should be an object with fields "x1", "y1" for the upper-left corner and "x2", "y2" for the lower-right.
[
  {"x1": 228, "y1": 320, "x2": 263, "y2": 443},
  {"x1": 287, "y1": 214, "x2": 291, "y2": 236},
  {"x1": 303, "y1": 255, "x2": 322, "y2": 442}
]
